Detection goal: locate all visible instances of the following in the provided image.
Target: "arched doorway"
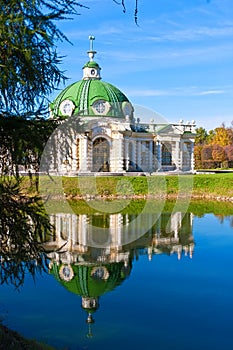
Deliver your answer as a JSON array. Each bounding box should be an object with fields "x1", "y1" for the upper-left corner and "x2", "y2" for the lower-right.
[{"x1": 93, "y1": 137, "x2": 110, "y2": 172}]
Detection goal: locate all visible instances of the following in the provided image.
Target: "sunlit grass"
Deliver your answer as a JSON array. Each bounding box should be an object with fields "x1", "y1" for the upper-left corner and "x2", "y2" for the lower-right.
[{"x1": 2, "y1": 173, "x2": 233, "y2": 200}]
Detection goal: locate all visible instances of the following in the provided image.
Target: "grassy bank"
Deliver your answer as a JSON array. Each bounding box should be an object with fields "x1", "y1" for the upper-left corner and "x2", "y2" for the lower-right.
[
  {"x1": 32, "y1": 173, "x2": 233, "y2": 215},
  {"x1": 59, "y1": 173, "x2": 233, "y2": 200},
  {"x1": 2, "y1": 173, "x2": 233, "y2": 201}
]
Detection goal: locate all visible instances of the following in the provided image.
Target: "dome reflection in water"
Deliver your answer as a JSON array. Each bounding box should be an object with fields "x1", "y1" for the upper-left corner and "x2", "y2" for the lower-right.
[
  {"x1": 43, "y1": 208, "x2": 194, "y2": 338},
  {"x1": 1, "y1": 200, "x2": 233, "y2": 350}
]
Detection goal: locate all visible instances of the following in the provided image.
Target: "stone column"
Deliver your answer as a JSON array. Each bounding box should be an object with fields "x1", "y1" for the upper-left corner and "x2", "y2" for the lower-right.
[
  {"x1": 71, "y1": 214, "x2": 77, "y2": 248},
  {"x1": 110, "y1": 138, "x2": 117, "y2": 172},
  {"x1": 157, "y1": 141, "x2": 162, "y2": 170},
  {"x1": 56, "y1": 215, "x2": 61, "y2": 243},
  {"x1": 176, "y1": 141, "x2": 181, "y2": 170},
  {"x1": 131, "y1": 141, "x2": 136, "y2": 171},
  {"x1": 190, "y1": 141, "x2": 195, "y2": 172},
  {"x1": 79, "y1": 136, "x2": 89, "y2": 172},
  {"x1": 118, "y1": 138, "x2": 124, "y2": 172},
  {"x1": 78, "y1": 215, "x2": 88, "y2": 247},
  {"x1": 149, "y1": 141, "x2": 153, "y2": 171},
  {"x1": 125, "y1": 139, "x2": 129, "y2": 171},
  {"x1": 110, "y1": 138, "x2": 124, "y2": 172},
  {"x1": 70, "y1": 142, "x2": 77, "y2": 173},
  {"x1": 137, "y1": 141, "x2": 141, "y2": 170},
  {"x1": 110, "y1": 214, "x2": 123, "y2": 249},
  {"x1": 179, "y1": 140, "x2": 183, "y2": 171}
]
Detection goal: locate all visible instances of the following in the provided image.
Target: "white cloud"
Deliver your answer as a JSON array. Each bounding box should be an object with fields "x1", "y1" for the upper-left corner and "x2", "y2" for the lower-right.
[
  {"x1": 197, "y1": 90, "x2": 225, "y2": 96},
  {"x1": 136, "y1": 43, "x2": 231, "y2": 67},
  {"x1": 126, "y1": 86, "x2": 230, "y2": 97},
  {"x1": 144, "y1": 25, "x2": 233, "y2": 43}
]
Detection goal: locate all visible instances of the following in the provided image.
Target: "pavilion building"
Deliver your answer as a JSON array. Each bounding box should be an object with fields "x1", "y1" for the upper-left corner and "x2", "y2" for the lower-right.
[{"x1": 48, "y1": 37, "x2": 196, "y2": 175}]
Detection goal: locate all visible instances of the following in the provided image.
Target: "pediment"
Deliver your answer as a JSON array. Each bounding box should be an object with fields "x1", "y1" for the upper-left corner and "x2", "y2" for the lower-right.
[{"x1": 157, "y1": 124, "x2": 183, "y2": 135}]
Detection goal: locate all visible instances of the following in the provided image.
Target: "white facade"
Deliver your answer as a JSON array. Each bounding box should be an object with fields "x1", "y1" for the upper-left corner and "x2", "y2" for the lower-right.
[
  {"x1": 47, "y1": 117, "x2": 196, "y2": 175},
  {"x1": 45, "y1": 211, "x2": 195, "y2": 263}
]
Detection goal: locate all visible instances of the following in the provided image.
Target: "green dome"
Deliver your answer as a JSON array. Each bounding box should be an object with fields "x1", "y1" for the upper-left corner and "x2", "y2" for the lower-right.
[
  {"x1": 50, "y1": 79, "x2": 131, "y2": 119},
  {"x1": 50, "y1": 262, "x2": 130, "y2": 298},
  {"x1": 83, "y1": 60, "x2": 100, "y2": 69}
]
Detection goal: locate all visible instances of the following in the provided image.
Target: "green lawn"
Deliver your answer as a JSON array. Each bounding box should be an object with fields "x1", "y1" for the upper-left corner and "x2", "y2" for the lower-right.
[
  {"x1": 60, "y1": 173, "x2": 233, "y2": 199},
  {"x1": 2, "y1": 173, "x2": 233, "y2": 200}
]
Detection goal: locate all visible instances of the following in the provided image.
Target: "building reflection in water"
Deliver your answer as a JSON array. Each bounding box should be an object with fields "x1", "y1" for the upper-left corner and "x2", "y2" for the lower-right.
[{"x1": 43, "y1": 212, "x2": 194, "y2": 337}]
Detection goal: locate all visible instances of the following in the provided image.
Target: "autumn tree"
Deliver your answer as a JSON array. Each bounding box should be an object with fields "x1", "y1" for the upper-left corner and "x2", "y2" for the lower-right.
[
  {"x1": 207, "y1": 129, "x2": 215, "y2": 144},
  {"x1": 226, "y1": 127, "x2": 233, "y2": 145},
  {"x1": 194, "y1": 123, "x2": 233, "y2": 169},
  {"x1": 200, "y1": 144, "x2": 218, "y2": 169},
  {"x1": 225, "y1": 145, "x2": 233, "y2": 161},
  {"x1": 212, "y1": 144, "x2": 226, "y2": 164},
  {"x1": 201, "y1": 145, "x2": 213, "y2": 161},
  {"x1": 194, "y1": 145, "x2": 202, "y2": 169},
  {"x1": 211, "y1": 127, "x2": 232, "y2": 147}
]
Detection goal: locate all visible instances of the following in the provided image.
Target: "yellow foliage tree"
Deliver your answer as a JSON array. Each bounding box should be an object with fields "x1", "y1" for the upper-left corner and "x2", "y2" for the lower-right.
[{"x1": 211, "y1": 127, "x2": 233, "y2": 146}]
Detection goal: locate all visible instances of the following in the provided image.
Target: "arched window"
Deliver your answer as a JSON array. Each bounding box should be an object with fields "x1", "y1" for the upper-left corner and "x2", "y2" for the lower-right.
[
  {"x1": 93, "y1": 137, "x2": 110, "y2": 172},
  {"x1": 162, "y1": 143, "x2": 172, "y2": 165}
]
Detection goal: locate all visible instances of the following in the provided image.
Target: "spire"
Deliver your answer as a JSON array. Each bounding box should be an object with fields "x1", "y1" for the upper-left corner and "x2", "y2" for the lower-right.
[
  {"x1": 86, "y1": 313, "x2": 95, "y2": 338},
  {"x1": 88, "y1": 35, "x2": 96, "y2": 61},
  {"x1": 83, "y1": 36, "x2": 101, "y2": 80}
]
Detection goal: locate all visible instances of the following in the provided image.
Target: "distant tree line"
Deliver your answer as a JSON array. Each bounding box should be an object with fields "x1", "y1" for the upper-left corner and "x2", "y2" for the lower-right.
[{"x1": 194, "y1": 123, "x2": 233, "y2": 169}]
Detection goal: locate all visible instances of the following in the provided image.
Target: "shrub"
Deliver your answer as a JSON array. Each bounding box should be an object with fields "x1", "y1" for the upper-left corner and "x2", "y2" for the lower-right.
[
  {"x1": 201, "y1": 161, "x2": 220, "y2": 169},
  {"x1": 225, "y1": 145, "x2": 233, "y2": 162},
  {"x1": 201, "y1": 145, "x2": 213, "y2": 161}
]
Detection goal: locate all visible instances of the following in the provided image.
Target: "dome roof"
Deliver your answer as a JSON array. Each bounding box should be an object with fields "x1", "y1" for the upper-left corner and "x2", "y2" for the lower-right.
[
  {"x1": 50, "y1": 79, "x2": 131, "y2": 119},
  {"x1": 50, "y1": 262, "x2": 130, "y2": 298},
  {"x1": 49, "y1": 37, "x2": 133, "y2": 120}
]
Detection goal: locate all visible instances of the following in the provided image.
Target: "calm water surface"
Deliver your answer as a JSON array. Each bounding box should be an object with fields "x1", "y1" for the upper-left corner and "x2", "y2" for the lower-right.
[{"x1": 1, "y1": 205, "x2": 233, "y2": 350}]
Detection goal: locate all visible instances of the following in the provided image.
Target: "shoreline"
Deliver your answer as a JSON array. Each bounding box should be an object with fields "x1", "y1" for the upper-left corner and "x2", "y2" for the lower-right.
[
  {"x1": 0, "y1": 324, "x2": 55, "y2": 350},
  {"x1": 54, "y1": 193, "x2": 233, "y2": 203}
]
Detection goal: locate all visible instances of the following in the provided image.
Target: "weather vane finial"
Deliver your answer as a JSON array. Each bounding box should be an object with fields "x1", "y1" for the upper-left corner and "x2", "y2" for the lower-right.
[
  {"x1": 89, "y1": 35, "x2": 95, "y2": 51},
  {"x1": 88, "y1": 35, "x2": 96, "y2": 61}
]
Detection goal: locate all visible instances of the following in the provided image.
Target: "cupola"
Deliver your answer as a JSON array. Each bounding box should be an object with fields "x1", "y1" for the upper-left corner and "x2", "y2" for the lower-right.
[{"x1": 82, "y1": 36, "x2": 101, "y2": 80}]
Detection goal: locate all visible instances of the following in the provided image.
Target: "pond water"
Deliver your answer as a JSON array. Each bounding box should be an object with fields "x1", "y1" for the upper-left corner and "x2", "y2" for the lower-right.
[{"x1": 1, "y1": 201, "x2": 233, "y2": 350}]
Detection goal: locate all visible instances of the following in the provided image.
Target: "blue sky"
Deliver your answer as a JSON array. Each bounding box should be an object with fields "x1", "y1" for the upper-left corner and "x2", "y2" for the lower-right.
[{"x1": 54, "y1": 0, "x2": 233, "y2": 131}]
